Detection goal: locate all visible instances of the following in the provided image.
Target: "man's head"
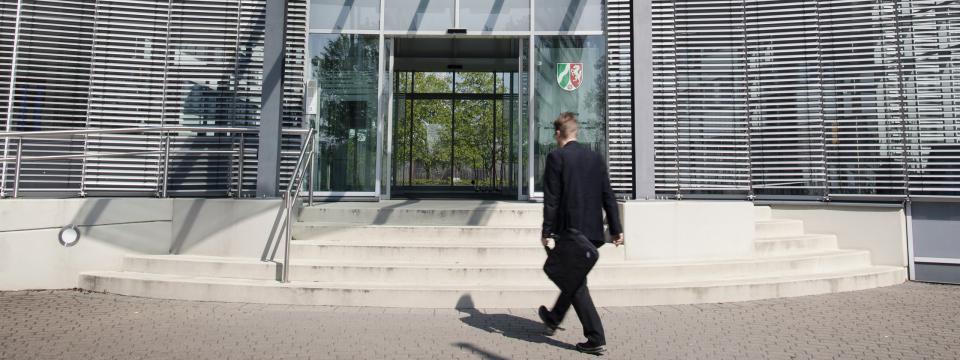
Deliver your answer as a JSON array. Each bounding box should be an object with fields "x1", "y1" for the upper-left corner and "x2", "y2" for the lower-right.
[{"x1": 553, "y1": 112, "x2": 579, "y2": 146}]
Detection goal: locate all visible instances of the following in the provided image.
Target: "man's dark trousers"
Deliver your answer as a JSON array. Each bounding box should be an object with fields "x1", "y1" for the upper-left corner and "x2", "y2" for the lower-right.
[{"x1": 547, "y1": 264, "x2": 605, "y2": 345}]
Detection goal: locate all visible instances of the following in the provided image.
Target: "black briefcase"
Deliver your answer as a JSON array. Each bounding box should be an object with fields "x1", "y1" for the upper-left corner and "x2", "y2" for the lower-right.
[{"x1": 543, "y1": 229, "x2": 600, "y2": 294}]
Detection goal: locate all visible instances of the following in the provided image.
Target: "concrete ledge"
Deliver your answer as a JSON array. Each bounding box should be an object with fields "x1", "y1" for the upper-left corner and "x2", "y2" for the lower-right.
[
  {"x1": 0, "y1": 198, "x2": 283, "y2": 290},
  {"x1": 621, "y1": 201, "x2": 755, "y2": 261},
  {"x1": 769, "y1": 204, "x2": 907, "y2": 267}
]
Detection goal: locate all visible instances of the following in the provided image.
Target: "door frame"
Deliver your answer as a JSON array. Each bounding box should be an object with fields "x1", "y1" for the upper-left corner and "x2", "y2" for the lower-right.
[{"x1": 383, "y1": 35, "x2": 530, "y2": 201}]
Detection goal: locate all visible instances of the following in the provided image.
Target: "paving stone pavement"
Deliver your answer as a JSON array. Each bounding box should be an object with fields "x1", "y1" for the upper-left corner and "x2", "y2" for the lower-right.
[{"x1": 1, "y1": 282, "x2": 959, "y2": 360}]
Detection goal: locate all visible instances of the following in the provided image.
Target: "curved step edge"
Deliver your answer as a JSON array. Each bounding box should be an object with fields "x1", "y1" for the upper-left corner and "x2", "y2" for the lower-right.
[{"x1": 78, "y1": 266, "x2": 906, "y2": 308}]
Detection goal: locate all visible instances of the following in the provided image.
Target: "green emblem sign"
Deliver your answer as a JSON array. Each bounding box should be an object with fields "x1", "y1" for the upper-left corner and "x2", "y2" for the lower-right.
[{"x1": 556, "y1": 63, "x2": 583, "y2": 91}]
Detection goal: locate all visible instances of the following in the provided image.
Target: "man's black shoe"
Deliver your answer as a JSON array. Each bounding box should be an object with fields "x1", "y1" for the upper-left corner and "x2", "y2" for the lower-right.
[
  {"x1": 576, "y1": 342, "x2": 607, "y2": 356},
  {"x1": 537, "y1": 305, "x2": 563, "y2": 335}
]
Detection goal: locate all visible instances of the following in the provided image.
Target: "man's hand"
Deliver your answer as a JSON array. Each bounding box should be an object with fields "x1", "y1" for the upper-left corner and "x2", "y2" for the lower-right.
[
  {"x1": 611, "y1": 233, "x2": 625, "y2": 247},
  {"x1": 542, "y1": 237, "x2": 555, "y2": 249}
]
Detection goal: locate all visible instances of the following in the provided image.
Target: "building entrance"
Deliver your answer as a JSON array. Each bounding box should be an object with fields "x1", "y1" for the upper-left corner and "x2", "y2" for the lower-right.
[
  {"x1": 388, "y1": 38, "x2": 523, "y2": 199},
  {"x1": 307, "y1": 32, "x2": 606, "y2": 201}
]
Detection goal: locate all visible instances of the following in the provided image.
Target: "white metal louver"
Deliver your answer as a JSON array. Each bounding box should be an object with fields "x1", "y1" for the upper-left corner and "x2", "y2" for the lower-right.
[
  {"x1": 4, "y1": 0, "x2": 93, "y2": 194},
  {"x1": 899, "y1": 0, "x2": 960, "y2": 197},
  {"x1": 745, "y1": 0, "x2": 827, "y2": 197},
  {"x1": 820, "y1": 0, "x2": 904, "y2": 197},
  {"x1": 607, "y1": 0, "x2": 635, "y2": 197},
  {"x1": 0, "y1": 0, "x2": 306, "y2": 197},
  {"x1": 0, "y1": 0, "x2": 16, "y2": 132},
  {"x1": 653, "y1": 0, "x2": 753, "y2": 197},
  {"x1": 651, "y1": 0, "x2": 680, "y2": 194},
  {"x1": 652, "y1": 0, "x2": 960, "y2": 200}
]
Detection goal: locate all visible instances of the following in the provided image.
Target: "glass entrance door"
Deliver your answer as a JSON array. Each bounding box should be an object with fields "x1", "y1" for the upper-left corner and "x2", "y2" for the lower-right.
[{"x1": 391, "y1": 71, "x2": 518, "y2": 198}]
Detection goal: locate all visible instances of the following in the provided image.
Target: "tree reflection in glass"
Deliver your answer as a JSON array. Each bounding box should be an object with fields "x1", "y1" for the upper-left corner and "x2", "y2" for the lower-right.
[{"x1": 309, "y1": 34, "x2": 379, "y2": 192}]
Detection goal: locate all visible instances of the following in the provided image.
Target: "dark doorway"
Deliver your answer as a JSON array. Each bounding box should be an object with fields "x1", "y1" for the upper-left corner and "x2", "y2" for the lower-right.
[{"x1": 390, "y1": 37, "x2": 522, "y2": 199}]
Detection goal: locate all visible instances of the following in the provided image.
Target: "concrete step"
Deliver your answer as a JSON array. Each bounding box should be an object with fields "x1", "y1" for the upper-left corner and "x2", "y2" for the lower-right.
[
  {"x1": 291, "y1": 223, "x2": 543, "y2": 242},
  {"x1": 755, "y1": 219, "x2": 805, "y2": 238},
  {"x1": 79, "y1": 266, "x2": 906, "y2": 308},
  {"x1": 298, "y1": 201, "x2": 543, "y2": 226},
  {"x1": 289, "y1": 240, "x2": 627, "y2": 264},
  {"x1": 121, "y1": 250, "x2": 874, "y2": 285},
  {"x1": 755, "y1": 234, "x2": 839, "y2": 256}
]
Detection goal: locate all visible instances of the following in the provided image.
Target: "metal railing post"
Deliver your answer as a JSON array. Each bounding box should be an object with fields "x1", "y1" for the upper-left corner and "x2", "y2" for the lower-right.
[
  {"x1": 307, "y1": 150, "x2": 314, "y2": 206},
  {"x1": 13, "y1": 137, "x2": 22, "y2": 198},
  {"x1": 161, "y1": 134, "x2": 171, "y2": 198},
  {"x1": 226, "y1": 137, "x2": 235, "y2": 197},
  {"x1": 237, "y1": 133, "x2": 245, "y2": 198},
  {"x1": 79, "y1": 134, "x2": 88, "y2": 197},
  {"x1": 282, "y1": 192, "x2": 292, "y2": 283}
]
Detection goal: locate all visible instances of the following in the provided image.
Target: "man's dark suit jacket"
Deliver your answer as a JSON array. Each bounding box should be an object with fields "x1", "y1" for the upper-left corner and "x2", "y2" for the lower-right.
[{"x1": 541, "y1": 141, "x2": 623, "y2": 245}]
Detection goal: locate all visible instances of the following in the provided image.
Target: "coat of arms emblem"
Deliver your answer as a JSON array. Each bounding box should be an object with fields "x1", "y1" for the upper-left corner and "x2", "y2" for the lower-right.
[{"x1": 556, "y1": 63, "x2": 583, "y2": 91}]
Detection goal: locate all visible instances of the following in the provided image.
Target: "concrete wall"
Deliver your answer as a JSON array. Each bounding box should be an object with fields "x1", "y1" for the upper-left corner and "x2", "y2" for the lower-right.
[
  {"x1": 169, "y1": 199, "x2": 285, "y2": 258},
  {"x1": 0, "y1": 198, "x2": 283, "y2": 290},
  {"x1": 769, "y1": 204, "x2": 908, "y2": 267},
  {"x1": 620, "y1": 200, "x2": 755, "y2": 261}
]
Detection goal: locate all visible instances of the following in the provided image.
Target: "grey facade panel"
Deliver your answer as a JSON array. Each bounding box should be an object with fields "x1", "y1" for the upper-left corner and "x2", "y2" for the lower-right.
[
  {"x1": 914, "y1": 263, "x2": 960, "y2": 285},
  {"x1": 632, "y1": 0, "x2": 654, "y2": 200},
  {"x1": 912, "y1": 202, "x2": 960, "y2": 259}
]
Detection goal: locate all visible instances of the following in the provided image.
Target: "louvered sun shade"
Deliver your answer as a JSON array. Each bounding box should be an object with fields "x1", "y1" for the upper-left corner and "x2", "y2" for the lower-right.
[
  {"x1": 606, "y1": 0, "x2": 635, "y2": 197},
  {"x1": 0, "y1": 2, "x2": 12, "y2": 120},
  {"x1": 0, "y1": 0, "x2": 306, "y2": 197},
  {"x1": 746, "y1": 0, "x2": 827, "y2": 197},
  {"x1": 820, "y1": 0, "x2": 904, "y2": 197},
  {"x1": 5, "y1": 0, "x2": 92, "y2": 193},
  {"x1": 900, "y1": 0, "x2": 960, "y2": 197},
  {"x1": 653, "y1": 0, "x2": 752, "y2": 196},
  {"x1": 653, "y1": 0, "x2": 960, "y2": 200}
]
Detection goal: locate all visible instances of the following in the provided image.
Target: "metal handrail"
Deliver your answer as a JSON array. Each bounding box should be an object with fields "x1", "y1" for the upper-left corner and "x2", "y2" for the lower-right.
[
  {"x1": 0, "y1": 126, "x2": 309, "y2": 139},
  {"x1": 0, "y1": 126, "x2": 311, "y2": 198},
  {"x1": 279, "y1": 128, "x2": 317, "y2": 283}
]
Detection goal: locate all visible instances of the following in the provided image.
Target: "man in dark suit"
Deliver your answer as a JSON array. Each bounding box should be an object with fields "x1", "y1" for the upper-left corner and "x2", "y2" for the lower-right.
[{"x1": 538, "y1": 112, "x2": 624, "y2": 355}]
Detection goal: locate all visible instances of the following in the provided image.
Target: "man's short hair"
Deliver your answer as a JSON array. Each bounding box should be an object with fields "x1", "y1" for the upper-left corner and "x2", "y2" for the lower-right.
[{"x1": 553, "y1": 112, "x2": 579, "y2": 138}]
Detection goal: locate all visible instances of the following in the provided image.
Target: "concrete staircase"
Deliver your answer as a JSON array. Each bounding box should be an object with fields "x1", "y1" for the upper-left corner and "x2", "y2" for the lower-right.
[{"x1": 79, "y1": 201, "x2": 906, "y2": 308}]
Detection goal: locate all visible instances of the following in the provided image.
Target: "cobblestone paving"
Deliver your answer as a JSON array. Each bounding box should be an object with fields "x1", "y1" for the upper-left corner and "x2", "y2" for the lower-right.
[{"x1": 1, "y1": 282, "x2": 959, "y2": 360}]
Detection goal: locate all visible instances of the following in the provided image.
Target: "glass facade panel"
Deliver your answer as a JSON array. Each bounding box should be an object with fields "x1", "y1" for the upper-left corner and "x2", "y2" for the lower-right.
[
  {"x1": 533, "y1": 35, "x2": 606, "y2": 192},
  {"x1": 308, "y1": 34, "x2": 380, "y2": 192},
  {"x1": 414, "y1": 97, "x2": 454, "y2": 186},
  {"x1": 535, "y1": 0, "x2": 603, "y2": 32},
  {"x1": 385, "y1": 0, "x2": 454, "y2": 31},
  {"x1": 459, "y1": 0, "x2": 529, "y2": 32},
  {"x1": 309, "y1": 0, "x2": 380, "y2": 30}
]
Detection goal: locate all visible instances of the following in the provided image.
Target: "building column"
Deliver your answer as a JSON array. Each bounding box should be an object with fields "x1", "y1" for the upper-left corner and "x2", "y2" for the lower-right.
[
  {"x1": 633, "y1": 0, "x2": 656, "y2": 200},
  {"x1": 257, "y1": 0, "x2": 288, "y2": 198}
]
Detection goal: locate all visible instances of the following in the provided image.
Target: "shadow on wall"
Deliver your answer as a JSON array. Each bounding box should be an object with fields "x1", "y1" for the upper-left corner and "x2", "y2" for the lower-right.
[
  {"x1": 60, "y1": 198, "x2": 173, "y2": 254},
  {"x1": 67, "y1": 198, "x2": 284, "y2": 257}
]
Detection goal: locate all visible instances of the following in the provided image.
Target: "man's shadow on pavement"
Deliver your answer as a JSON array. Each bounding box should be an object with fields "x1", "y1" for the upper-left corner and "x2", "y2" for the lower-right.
[{"x1": 455, "y1": 294, "x2": 572, "y2": 351}]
